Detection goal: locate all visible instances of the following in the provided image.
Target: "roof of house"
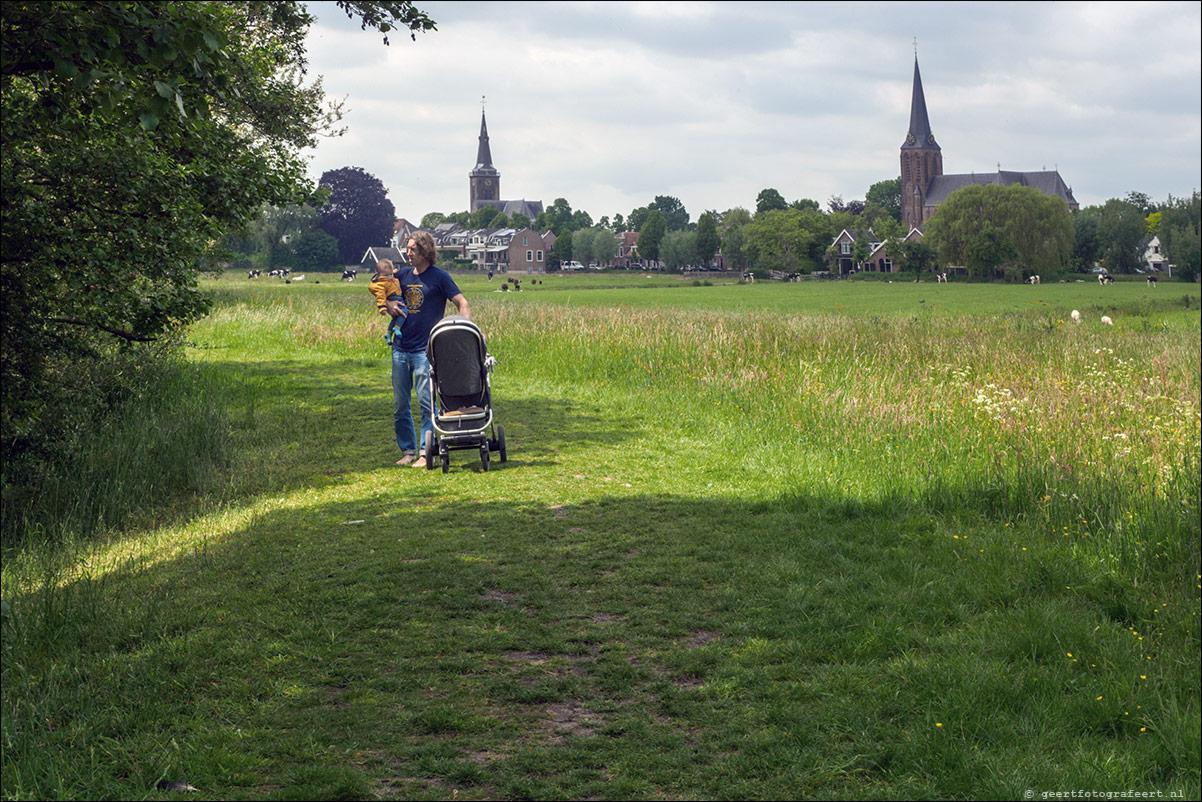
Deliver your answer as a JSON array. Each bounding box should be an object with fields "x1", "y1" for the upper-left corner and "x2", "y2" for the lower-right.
[{"x1": 361, "y1": 246, "x2": 405, "y2": 265}]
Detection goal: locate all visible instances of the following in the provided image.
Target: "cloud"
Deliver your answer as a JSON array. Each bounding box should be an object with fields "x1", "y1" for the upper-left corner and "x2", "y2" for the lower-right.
[{"x1": 301, "y1": 0, "x2": 1202, "y2": 220}]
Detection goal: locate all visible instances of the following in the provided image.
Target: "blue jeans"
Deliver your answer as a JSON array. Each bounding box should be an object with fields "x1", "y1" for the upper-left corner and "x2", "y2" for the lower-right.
[{"x1": 392, "y1": 349, "x2": 433, "y2": 454}]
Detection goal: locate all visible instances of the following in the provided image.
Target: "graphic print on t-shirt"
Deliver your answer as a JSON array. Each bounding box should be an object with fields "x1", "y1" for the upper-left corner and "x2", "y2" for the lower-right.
[{"x1": 404, "y1": 284, "x2": 424, "y2": 313}]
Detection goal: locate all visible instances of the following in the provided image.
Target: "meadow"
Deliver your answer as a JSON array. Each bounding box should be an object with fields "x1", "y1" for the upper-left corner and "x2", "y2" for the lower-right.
[{"x1": 2, "y1": 272, "x2": 1199, "y2": 800}]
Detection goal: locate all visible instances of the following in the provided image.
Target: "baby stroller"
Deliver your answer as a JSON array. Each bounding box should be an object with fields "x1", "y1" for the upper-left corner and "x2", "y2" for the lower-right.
[{"x1": 423, "y1": 315, "x2": 506, "y2": 473}]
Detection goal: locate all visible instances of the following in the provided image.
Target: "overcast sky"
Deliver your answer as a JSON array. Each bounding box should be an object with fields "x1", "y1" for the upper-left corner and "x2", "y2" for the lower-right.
[{"x1": 300, "y1": 1, "x2": 1202, "y2": 225}]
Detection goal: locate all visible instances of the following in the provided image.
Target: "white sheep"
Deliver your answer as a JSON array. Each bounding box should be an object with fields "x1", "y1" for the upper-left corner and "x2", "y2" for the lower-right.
[
  {"x1": 1100, "y1": 315, "x2": 1113, "y2": 326},
  {"x1": 1070, "y1": 309, "x2": 1081, "y2": 324}
]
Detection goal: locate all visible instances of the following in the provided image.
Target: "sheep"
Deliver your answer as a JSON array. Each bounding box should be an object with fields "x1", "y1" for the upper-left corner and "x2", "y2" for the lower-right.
[
  {"x1": 1071, "y1": 309, "x2": 1081, "y2": 324},
  {"x1": 1100, "y1": 315, "x2": 1113, "y2": 326}
]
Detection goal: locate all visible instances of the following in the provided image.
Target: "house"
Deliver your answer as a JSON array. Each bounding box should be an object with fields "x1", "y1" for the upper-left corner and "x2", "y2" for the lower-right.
[
  {"x1": 432, "y1": 223, "x2": 470, "y2": 259},
  {"x1": 1141, "y1": 236, "x2": 1168, "y2": 273},
  {"x1": 507, "y1": 228, "x2": 549, "y2": 273},
  {"x1": 617, "y1": 231, "x2": 639, "y2": 267},
  {"x1": 361, "y1": 245, "x2": 405, "y2": 270},
  {"x1": 864, "y1": 228, "x2": 927, "y2": 274},
  {"x1": 466, "y1": 228, "x2": 517, "y2": 271},
  {"x1": 829, "y1": 228, "x2": 883, "y2": 274},
  {"x1": 392, "y1": 218, "x2": 420, "y2": 248}
]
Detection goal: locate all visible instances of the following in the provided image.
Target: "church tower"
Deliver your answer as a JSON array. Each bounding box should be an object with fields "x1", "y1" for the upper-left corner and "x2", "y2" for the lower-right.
[
  {"x1": 900, "y1": 57, "x2": 942, "y2": 229},
  {"x1": 469, "y1": 109, "x2": 499, "y2": 212}
]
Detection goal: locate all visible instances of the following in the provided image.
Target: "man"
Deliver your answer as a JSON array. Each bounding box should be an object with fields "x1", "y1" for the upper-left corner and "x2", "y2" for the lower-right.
[{"x1": 385, "y1": 232, "x2": 471, "y2": 468}]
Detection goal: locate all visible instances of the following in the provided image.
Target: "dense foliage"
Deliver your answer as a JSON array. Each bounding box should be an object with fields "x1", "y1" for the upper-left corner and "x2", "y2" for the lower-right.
[
  {"x1": 924, "y1": 184, "x2": 1074, "y2": 278},
  {"x1": 1, "y1": 0, "x2": 433, "y2": 539},
  {"x1": 317, "y1": 166, "x2": 397, "y2": 264}
]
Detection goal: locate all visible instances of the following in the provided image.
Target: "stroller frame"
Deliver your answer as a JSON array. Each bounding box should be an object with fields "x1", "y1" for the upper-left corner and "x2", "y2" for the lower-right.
[{"x1": 423, "y1": 316, "x2": 506, "y2": 473}]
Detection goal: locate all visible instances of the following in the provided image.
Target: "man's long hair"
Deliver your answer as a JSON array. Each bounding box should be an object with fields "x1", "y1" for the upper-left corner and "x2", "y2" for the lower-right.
[{"x1": 408, "y1": 231, "x2": 437, "y2": 266}]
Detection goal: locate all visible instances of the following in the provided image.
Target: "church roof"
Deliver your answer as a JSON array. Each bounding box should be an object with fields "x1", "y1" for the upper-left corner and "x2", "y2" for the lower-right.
[
  {"x1": 476, "y1": 199, "x2": 544, "y2": 219},
  {"x1": 924, "y1": 170, "x2": 1078, "y2": 207},
  {"x1": 902, "y1": 57, "x2": 939, "y2": 151}
]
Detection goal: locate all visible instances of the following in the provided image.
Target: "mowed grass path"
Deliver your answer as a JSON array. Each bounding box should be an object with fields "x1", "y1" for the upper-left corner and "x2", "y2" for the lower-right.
[{"x1": 2, "y1": 275, "x2": 1198, "y2": 800}]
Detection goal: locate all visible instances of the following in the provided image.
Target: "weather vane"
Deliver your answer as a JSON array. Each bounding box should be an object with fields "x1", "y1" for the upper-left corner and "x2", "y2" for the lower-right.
[
  {"x1": 913, "y1": 37, "x2": 918, "y2": 57},
  {"x1": 481, "y1": 94, "x2": 486, "y2": 111}
]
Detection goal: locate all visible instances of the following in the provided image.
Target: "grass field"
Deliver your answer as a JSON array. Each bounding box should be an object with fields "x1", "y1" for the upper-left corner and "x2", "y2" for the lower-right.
[{"x1": 3, "y1": 272, "x2": 1199, "y2": 800}]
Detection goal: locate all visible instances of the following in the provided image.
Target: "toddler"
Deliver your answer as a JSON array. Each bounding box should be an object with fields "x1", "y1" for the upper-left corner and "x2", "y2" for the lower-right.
[{"x1": 369, "y1": 258, "x2": 407, "y2": 345}]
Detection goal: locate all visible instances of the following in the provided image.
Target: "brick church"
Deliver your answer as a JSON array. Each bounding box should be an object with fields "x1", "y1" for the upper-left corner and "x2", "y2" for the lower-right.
[
  {"x1": 468, "y1": 109, "x2": 543, "y2": 221},
  {"x1": 900, "y1": 57, "x2": 1078, "y2": 229}
]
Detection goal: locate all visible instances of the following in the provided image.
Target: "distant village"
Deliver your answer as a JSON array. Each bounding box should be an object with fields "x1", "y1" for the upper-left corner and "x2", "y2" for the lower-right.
[{"x1": 362, "y1": 59, "x2": 1172, "y2": 279}]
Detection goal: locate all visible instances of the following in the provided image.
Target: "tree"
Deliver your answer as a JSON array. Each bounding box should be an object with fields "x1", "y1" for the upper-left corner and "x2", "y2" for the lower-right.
[
  {"x1": 963, "y1": 225, "x2": 1020, "y2": 279},
  {"x1": 318, "y1": 166, "x2": 397, "y2": 264},
  {"x1": 660, "y1": 231, "x2": 696, "y2": 270},
  {"x1": 756, "y1": 188, "x2": 788, "y2": 214},
  {"x1": 1125, "y1": 191, "x2": 1155, "y2": 216},
  {"x1": 592, "y1": 228, "x2": 618, "y2": 266},
  {"x1": 695, "y1": 213, "x2": 720, "y2": 266},
  {"x1": 250, "y1": 204, "x2": 321, "y2": 270},
  {"x1": 552, "y1": 230, "x2": 573, "y2": 263},
  {"x1": 468, "y1": 205, "x2": 498, "y2": 229},
  {"x1": 743, "y1": 209, "x2": 815, "y2": 272},
  {"x1": 291, "y1": 228, "x2": 341, "y2": 273},
  {"x1": 638, "y1": 210, "x2": 668, "y2": 264},
  {"x1": 1071, "y1": 208, "x2": 1101, "y2": 271},
  {"x1": 924, "y1": 184, "x2": 1073, "y2": 276},
  {"x1": 627, "y1": 206, "x2": 650, "y2": 233},
  {"x1": 720, "y1": 208, "x2": 752, "y2": 271},
  {"x1": 892, "y1": 238, "x2": 938, "y2": 280},
  {"x1": 1097, "y1": 198, "x2": 1147, "y2": 274},
  {"x1": 1, "y1": 1, "x2": 434, "y2": 481},
  {"x1": 650, "y1": 195, "x2": 689, "y2": 231},
  {"x1": 866, "y1": 178, "x2": 903, "y2": 222},
  {"x1": 1158, "y1": 191, "x2": 1201, "y2": 281},
  {"x1": 421, "y1": 211, "x2": 446, "y2": 228},
  {"x1": 572, "y1": 228, "x2": 596, "y2": 265},
  {"x1": 537, "y1": 197, "x2": 574, "y2": 235},
  {"x1": 570, "y1": 209, "x2": 594, "y2": 231}
]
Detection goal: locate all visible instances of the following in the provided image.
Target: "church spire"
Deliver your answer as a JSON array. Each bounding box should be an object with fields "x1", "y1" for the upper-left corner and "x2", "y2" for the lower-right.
[
  {"x1": 902, "y1": 56, "x2": 939, "y2": 150},
  {"x1": 474, "y1": 108, "x2": 497, "y2": 173}
]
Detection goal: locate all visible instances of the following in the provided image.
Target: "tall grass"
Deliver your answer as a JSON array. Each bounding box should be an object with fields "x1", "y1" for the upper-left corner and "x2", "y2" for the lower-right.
[
  {"x1": 485, "y1": 300, "x2": 1199, "y2": 590},
  {"x1": 0, "y1": 341, "x2": 232, "y2": 553}
]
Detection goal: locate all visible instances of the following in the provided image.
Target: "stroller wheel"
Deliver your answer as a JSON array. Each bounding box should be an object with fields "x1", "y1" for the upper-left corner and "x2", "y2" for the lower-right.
[
  {"x1": 424, "y1": 430, "x2": 436, "y2": 470},
  {"x1": 497, "y1": 424, "x2": 507, "y2": 462},
  {"x1": 480, "y1": 443, "x2": 490, "y2": 471},
  {"x1": 441, "y1": 449, "x2": 450, "y2": 474}
]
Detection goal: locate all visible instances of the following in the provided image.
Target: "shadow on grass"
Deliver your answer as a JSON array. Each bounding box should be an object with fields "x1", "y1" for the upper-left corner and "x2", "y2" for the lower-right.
[{"x1": 5, "y1": 482, "x2": 1195, "y2": 799}]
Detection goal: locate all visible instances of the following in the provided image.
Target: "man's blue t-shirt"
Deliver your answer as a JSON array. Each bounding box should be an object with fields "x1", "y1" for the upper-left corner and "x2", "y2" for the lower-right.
[{"x1": 394, "y1": 265, "x2": 462, "y2": 352}]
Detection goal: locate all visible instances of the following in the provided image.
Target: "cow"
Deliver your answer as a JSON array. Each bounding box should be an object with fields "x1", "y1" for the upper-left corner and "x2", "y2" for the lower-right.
[
  {"x1": 1146, "y1": 275, "x2": 1158, "y2": 287},
  {"x1": 341, "y1": 269, "x2": 356, "y2": 281},
  {"x1": 247, "y1": 269, "x2": 261, "y2": 279},
  {"x1": 742, "y1": 272, "x2": 755, "y2": 283}
]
